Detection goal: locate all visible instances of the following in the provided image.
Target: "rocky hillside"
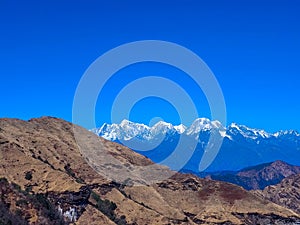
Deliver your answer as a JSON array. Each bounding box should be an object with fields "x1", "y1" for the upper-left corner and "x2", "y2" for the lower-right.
[
  {"x1": 207, "y1": 160, "x2": 300, "y2": 190},
  {"x1": 254, "y1": 173, "x2": 300, "y2": 216},
  {"x1": 0, "y1": 117, "x2": 300, "y2": 224}
]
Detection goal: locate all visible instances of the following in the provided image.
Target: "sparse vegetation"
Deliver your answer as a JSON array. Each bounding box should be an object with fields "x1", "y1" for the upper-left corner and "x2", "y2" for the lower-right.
[
  {"x1": 16, "y1": 199, "x2": 28, "y2": 207},
  {"x1": 25, "y1": 185, "x2": 33, "y2": 193},
  {"x1": 64, "y1": 164, "x2": 76, "y2": 177},
  {"x1": 91, "y1": 191, "x2": 116, "y2": 220},
  {"x1": 90, "y1": 191, "x2": 128, "y2": 225},
  {"x1": 64, "y1": 164, "x2": 85, "y2": 184},
  {"x1": 0, "y1": 177, "x2": 8, "y2": 183},
  {"x1": 0, "y1": 178, "x2": 65, "y2": 225},
  {"x1": 25, "y1": 171, "x2": 32, "y2": 180},
  {"x1": 11, "y1": 182, "x2": 22, "y2": 192}
]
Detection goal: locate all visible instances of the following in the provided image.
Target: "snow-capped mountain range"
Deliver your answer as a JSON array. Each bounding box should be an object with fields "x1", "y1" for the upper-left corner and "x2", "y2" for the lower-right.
[
  {"x1": 92, "y1": 118, "x2": 300, "y2": 172},
  {"x1": 93, "y1": 118, "x2": 298, "y2": 142},
  {"x1": 94, "y1": 119, "x2": 187, "y2": 141}
]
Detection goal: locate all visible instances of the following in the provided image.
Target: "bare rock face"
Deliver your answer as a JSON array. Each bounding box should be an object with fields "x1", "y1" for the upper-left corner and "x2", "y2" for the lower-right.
[
  {"x1": 0, "y1": 117, "x2": 300, "y2": 224},
  {"x1": 255, "y1": 174, "x2": 300, "y2": 216}
]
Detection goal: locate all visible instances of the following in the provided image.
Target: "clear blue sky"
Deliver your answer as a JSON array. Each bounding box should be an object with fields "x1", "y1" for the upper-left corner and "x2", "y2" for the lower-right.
[{"x1": 0, "y1": 0, "x2": 299, "y2": 132}]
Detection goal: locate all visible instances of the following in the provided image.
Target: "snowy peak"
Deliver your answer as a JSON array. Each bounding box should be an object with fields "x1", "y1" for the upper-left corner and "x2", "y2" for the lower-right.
[
  {"x1": 119, "y1": 119, "x2": 149, "y2": 132},
  {"x1": 174, "y1": 124, "x2": 187, "y2": 134},
  {"x1": 151, "y1": 121, "x2": 180, "y2": 137},
  {"x1": 93, "y1": 120, "x2": 179, "y2": 141},
  {"x1": 274, "y1": 130, "x2": 300, "y2": 137},
  {"x1": 228, "y1": 123, "x2": 271, "y2": 139},
  {"x1": 152, "y1": 121, "x2": 173, "y2": 131},
  {"x1": 186, "y1": 118, "x2": 224, "y2": 135}
]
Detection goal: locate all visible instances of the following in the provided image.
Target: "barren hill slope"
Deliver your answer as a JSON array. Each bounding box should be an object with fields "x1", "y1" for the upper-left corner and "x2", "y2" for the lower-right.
[
  {"x1": 0, "y1": 117, "x2": 299, "y2": 224},
  {"x1": 254, "y1": 173, "x2": 300, "y2": 216}
]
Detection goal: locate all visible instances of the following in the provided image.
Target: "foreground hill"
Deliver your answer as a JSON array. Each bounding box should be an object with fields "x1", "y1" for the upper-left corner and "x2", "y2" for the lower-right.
[
  {"x1": 206, "y1": 160, "x2": 300, "y2": 190},
  {"x1": 0, "y1": 117, "x2": 299, "y2": 224}
]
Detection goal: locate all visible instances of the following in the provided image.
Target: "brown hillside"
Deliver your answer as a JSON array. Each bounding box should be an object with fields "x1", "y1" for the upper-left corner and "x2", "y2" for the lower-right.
[{"x1": 254, "y1": 173, "x2": 300, "y2": 216}]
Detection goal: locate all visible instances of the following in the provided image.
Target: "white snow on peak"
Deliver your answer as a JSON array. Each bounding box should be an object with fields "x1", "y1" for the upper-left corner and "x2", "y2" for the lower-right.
[
  {"x1": 211, "y1": 120, "x2": 223, "y2": 129},
  {"x1": 252, "y1": 129, "x2": 271, "y2": 138},
  {"x1": 174, "y1": 124, "x2": 187, "y2": 134},
  {"x1": 273, "y1": 132, "x2": 280, "y2": 138},
  {"x1": 229, "y1": 123, "x2": 242, "y2": 131},
  {"x1": 120, "y1": 119, "x2": 131, "y2": 125},
  {"x1": 151, "y1": 121, "x2": 174, "y2": 135},
  {"x1": 219, "y1": 130, "x2": 233, "y2": 140},
  {"x1": 186, "y1": 118, "x2": 223, "y2": 135},
  {"x1": 228, "y1": 123, "x2": 271, "y2": 139},
  {"x1": 274, "y1": 130, "x2": 300, "y2": 137},
  {"x1": 121, "y1": 120, "x2": 146, "y2": 128},
  {"x1": 93, "y1": 123, "x2": 119, "y2": 141},
  {"x1": 152, "y1": 121, "x2": 173, "y2": 129}
]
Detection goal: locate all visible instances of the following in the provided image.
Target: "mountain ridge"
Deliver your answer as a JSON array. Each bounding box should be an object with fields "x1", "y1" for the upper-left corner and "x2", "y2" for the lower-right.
[
  {"x1": 204, "y1": 160, "x2": 300, "y2": 190},
  {"x1": 254, "y1": 173, "x2": 300, "y2": 216}
]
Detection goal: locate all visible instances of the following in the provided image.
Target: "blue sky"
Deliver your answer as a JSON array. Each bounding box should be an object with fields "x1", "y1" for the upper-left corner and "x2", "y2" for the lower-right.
[{"x1": 0, "y1": 0, "x2": 300, "y2": 132}]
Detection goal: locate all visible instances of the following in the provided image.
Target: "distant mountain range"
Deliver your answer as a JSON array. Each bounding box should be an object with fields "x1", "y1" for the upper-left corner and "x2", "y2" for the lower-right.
[{"x1": 93, "y1": 118, "x2": 300, "y2": 172}]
